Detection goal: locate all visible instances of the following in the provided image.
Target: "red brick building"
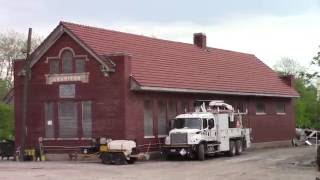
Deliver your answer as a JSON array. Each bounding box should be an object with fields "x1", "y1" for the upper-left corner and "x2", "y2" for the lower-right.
[{"x1": 14, "y1": 22, "x2": 298, "y2": 152}]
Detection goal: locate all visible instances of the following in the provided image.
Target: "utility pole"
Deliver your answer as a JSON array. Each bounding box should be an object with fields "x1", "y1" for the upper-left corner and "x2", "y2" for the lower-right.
[{"x1": 20, "y1": 28, "x2": 32, "y2": 161}]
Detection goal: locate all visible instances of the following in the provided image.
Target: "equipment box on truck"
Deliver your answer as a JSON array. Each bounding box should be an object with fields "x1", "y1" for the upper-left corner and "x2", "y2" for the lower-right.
[{"x1": 162, "y1": 100, "x2": 251, "y2": 160}]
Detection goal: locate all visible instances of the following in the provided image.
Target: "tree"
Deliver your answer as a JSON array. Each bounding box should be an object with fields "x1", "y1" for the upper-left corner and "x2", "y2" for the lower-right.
[
  {"x1": 0, "y1": 79, "x2": 10, "y2": 100},
  {"x1": 0, "y1": 30, "x2": 42, "y2": 88},
  {"x1": 0, "y1": 103, "x2": 14, "y2": 139},
  {"x1": 312, "y1": 46, "x2": 320, "y2": 67},
  {"x1": 0, "y1": 30, "x2": 42, "y2": 140},
  {"x1": 273, "y1": 58, "x2": 320, "y2": 129},
  {"x1": 273, "y1": 57, "x2": 303, "y2": 77},
  {"x1": 294, "y1": 79, "x2": 319, "y2": 128}
]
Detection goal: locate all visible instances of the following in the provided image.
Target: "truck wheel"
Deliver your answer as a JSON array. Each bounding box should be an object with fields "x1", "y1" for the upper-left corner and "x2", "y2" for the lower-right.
[
  {"x1": 114, "y1": 153, "x2": 128, "y2": 165},
  {"x1": 100, "y1": 152, "x2": 112, "y2": 164},
  {"x1": 198, "y1": 144, "x2": 205, "y2": 161},
  {"x1": 236, "y1": 140, "x2": 243, "y2": 155},
  {"x1": 228, "y1": 141, "x2": 236, "y2": 157}
]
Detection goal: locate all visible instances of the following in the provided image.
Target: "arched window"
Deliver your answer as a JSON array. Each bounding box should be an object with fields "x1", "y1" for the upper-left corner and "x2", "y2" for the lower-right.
[
  {"x1": 61, "y1": 50, "x2": 73, "y2": 73},
  {"x1": 49, "y1": 48, "x2": 86, "y2": 74}
]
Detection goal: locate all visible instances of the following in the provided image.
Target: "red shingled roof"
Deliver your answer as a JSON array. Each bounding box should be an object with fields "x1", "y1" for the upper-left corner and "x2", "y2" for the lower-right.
[{"x1": 61, "y1": 22, "x2": 298, "y2": 97}]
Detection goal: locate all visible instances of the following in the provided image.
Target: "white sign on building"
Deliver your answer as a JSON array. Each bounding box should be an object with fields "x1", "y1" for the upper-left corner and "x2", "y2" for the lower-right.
[{"x1": 45, "y1": 72, "x2": 89, "y2": 84}]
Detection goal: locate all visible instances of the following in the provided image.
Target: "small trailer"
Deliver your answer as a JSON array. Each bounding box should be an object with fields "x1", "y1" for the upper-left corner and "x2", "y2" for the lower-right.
[
  {"x1": 162, "y1": 100, "x2": 251, "y2": 160},
  {"x1": 99, "y1": 140, "x2": 139, "y2": 165},
  {"x1": 39, "y1": 137, "x2": 144, "y2": 165},
  {"x1": 80, "y1": 138, "x2": 141, "y2": 165}
]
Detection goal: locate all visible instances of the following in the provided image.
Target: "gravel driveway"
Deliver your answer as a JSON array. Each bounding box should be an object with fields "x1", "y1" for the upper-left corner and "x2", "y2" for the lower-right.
[{"x1": 0, "y1": 146, "x2": 318, "y2": 180}]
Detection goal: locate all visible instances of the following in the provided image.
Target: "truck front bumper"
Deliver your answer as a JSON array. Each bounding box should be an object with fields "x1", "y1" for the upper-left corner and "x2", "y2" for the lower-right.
[{"x1": 162, "y1": 144, "x2": 197, "y2": 156}]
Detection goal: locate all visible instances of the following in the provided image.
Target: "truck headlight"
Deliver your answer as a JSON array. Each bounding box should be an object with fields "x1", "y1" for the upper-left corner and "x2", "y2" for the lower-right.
[{"x1": 165, "y1": 136, "x2": 170, "y2": 145}]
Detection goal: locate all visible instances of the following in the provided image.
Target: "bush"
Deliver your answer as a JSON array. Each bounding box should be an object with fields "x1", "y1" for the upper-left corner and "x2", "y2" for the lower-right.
[
  {"x1": 294, "y1": 79, "x2": 320, "y2": 129},
  {"x1": 0, "y1": 103, "x2": 14, "y2": 140}
]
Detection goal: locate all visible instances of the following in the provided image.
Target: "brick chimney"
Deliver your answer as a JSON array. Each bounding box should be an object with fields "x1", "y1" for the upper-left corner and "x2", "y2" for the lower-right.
[
  {"x1": 193, "y1": 33, "x2": 206, "y2": 49},
  {"x1": 280, "y1": 74, "x2": 294, "y2": 87}
]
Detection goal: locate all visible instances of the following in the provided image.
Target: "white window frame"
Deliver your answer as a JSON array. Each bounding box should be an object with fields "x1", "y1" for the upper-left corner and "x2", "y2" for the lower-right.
[
  {"x1": 144, "y1": 100, "x2": 154, "y2": 138},
  {"x1": 256, "y1": 103, "x2": 266, "y2": 115}
]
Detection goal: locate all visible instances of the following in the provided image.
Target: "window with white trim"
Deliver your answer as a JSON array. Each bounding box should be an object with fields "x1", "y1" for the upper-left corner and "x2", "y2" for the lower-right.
[
  {"x1": 44, "y1": 102, "x2": 54, "y2": 138},
  {"x1": 276, "y1": 103, "x2": 285, "y2": 114},
  {"x1": 58, "y1": 101, "x2": 78, "y2": 138},
  {"x1": 49, "y1": 60, "x2": 59, "y2": 74},
  {"x1": 75, "y1": 58, "x2": 85, "y2": 73},
  {"x1": 49, "y1": 48, "x2": 86, "y2": 74},
  {"x1": 256, "y1": 103, "x2": 266, "y2": 114},
  {"x1": 157, "y1": 100, "x2": 167, "y2": 136},
  {"x1": 62, "y1": 50, "x2": 73, "y2": 73},
  {"x1": 167, "y1": 101, "x2": 176, "y2": 120},
  {"x1": 82, "y1": 101, "x2": 92, "y2": 137},
  {"x1": 144, "y1": 100, "x2": 153, "y2": 137}
]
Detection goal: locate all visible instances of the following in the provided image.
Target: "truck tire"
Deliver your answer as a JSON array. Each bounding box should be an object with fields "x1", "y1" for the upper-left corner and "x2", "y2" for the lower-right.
[
  {"x1": 235, "y1": 140, "x2": 243, "y2": 155},
  {"x1": 114, "y1": 153, "x2": 128, "y2": 165},
  {"x1": 198, "y1": 144, "x2": 205, "y2": 161},
  {"x1": 100, "y1": 152, "x2": 112, "y2": 164},
  {"x1": 228, "y1": 140, "x2": 236, "y2": 157}
]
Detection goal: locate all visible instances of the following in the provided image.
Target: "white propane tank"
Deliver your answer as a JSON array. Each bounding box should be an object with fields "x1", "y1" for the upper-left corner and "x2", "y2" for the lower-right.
[{"x1": 108, "y1": 140, "x2": 136, "y2": 156}]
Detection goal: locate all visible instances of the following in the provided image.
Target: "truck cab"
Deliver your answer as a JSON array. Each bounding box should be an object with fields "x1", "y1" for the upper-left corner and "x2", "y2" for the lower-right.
[
  {"x1": 162, "y1": 100, "x2": 251, "y2": 161},
  {"x1": 166, "y1": 113, "x2": 216, "y2": 145}
]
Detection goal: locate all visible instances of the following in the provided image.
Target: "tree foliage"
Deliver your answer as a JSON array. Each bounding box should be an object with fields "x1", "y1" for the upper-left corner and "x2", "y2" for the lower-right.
[
  {"x1": 312, "y1": 46, "x2": 320, "y2": 67},
  {"x1": 0, "y1": 103, "x2": 14, "y2": 140},
  {"x1": 0, "y1": 31, "x2": 42, "y2": 88},
  {"x1": 0, "y1": 30, "x2": 42, "y2": 140},
  {"x1": 274, "y1": 58, "x2": 320, "y2": 129},
  {"x1": 294, "y1": 79, "x2": 319, "y2": 128},
  {"x1": 273, "y1": 57, "x2": 303, "y2": 77},
  {"x1": 0, "y1": 79, "x2": 10, "y2": 100}
]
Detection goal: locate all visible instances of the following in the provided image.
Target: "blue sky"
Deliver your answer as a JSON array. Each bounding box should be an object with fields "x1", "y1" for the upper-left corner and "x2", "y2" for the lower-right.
[{"x1": 1, "y1": 0, "x2": 320, "y2": 70}]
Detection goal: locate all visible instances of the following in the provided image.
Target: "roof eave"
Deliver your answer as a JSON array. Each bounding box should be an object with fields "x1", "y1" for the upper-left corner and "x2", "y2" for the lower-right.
[{"x1": 131, "y1": 84, "x2": 299, "y2": 98}]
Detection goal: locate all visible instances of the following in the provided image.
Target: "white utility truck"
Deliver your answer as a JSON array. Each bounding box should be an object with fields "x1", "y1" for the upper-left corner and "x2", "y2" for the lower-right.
[{"x1": 162, "y1": 100, "x2": 251, "y2": 160}]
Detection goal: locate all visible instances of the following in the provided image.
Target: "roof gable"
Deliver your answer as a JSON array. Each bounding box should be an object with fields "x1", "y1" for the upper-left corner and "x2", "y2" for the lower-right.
[
  {"x1": 60, "y1": 22, "x2": 299, "y2": 97},
  {"x1": 28, "y1": 23, "x2": 114, "y2": 76}
]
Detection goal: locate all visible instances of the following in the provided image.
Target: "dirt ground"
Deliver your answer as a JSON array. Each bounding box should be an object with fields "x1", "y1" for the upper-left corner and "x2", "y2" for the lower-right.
[{"x1": 0, "y1": 146, "x2": 318, "y2": 180}]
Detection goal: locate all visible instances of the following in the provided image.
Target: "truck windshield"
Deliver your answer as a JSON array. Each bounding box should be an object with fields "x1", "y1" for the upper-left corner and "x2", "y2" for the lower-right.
[{"x1": 173, "y1": 118, "x2": 202, "y2": 129}]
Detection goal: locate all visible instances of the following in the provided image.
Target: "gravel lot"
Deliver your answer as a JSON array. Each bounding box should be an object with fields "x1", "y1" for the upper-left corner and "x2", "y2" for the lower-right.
[{"x1": 0, "y1": 146, "x2": 318, "y2": 180}]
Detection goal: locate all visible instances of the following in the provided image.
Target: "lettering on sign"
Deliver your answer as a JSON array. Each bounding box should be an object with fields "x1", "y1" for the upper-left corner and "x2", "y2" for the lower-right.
[{"x1": 45, "y1": 72, "x2": 89, "y2": 84}]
